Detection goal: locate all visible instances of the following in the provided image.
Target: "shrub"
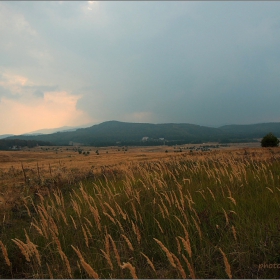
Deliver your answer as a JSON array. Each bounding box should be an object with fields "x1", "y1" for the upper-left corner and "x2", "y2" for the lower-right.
[{"x1": 261, "y1": 132, "x2": 279, "y2": 147}]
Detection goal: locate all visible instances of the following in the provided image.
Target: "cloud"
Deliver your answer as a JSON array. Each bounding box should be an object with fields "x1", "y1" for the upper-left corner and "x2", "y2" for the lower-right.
[
  {"x1": 0, "y1": 91, "x2": 92, "y2": 135},
  {"x1": 0, "y1": 2, "x2": 36, "y2": 36},
  {"x1": 33, "y1": 89, "x2": 44, "y2": 98},
  {"x1": 0, "y1": 85, "x2": 11, "y2": 100},
  {"x1": 86, "y1": 1, "x2": 99, "y2": 11},
  {"x1": 1, "y1": 1, "x2": 280, "y2": 134},
  {"x1": 0, "y1": 71, "x2": 58, "y2": 99},
  {"x1": 122, "y1": 112, "x2": 156, "y2": 123},
  {"x1": 0, "y1": 72, "x2": 29, "y2": 98},
  {"x1": 0, "y1": 71, "x2": 93, "y2": 134}
]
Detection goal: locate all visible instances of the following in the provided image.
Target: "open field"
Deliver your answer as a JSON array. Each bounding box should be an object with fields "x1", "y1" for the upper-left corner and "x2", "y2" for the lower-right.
[
  {"x1": 0, "y1": 142, "x2": 261, "y2": 206},
  {"x1": 0, "y1": 141, "x2": 261, "y2": 177},
  {"x1": 0, "y1": 144, "x2": 280, "y2": 278}
]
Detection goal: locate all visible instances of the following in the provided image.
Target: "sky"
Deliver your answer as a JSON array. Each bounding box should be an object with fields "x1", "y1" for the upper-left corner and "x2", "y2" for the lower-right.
[{"x1": 1, "y1": 1, "x2": 280, "y2": 135}]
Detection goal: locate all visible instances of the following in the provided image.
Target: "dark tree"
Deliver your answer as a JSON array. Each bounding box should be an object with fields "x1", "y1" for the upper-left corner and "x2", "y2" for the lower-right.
[{"x1": 261, "y1": 132, "x2": 279, "y2": 147}]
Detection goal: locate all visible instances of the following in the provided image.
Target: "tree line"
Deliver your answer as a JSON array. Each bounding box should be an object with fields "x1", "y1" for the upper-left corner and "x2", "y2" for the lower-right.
[{"x1": 0, "y1": 139, "x2": 52, "y2": 150}]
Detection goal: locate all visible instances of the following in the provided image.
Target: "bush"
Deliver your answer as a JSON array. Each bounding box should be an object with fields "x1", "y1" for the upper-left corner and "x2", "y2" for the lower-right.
[{"x1": 261, "y1": 132, "x2": 279, "y2": 147}]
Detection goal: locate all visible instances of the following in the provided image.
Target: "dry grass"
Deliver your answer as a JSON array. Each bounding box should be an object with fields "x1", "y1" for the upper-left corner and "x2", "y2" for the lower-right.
[
  {"x1": 219, "y1": 247, "x2": 232, "y2": 279},
  {"x1": 0, "y1": 240, "x2": 11, "y2": 267},
  {"x1": 0, "y1": 145, "x2": 280, "y2": 278}
]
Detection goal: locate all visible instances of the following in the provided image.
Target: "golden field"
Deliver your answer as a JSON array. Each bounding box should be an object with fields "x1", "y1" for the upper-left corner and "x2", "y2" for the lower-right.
[
  {"x1": 0, "y1": 143, "x2": 279, "y2": 278},
  {"x1": 0, "y1": 142, "x2": 260, "y2": 209}
]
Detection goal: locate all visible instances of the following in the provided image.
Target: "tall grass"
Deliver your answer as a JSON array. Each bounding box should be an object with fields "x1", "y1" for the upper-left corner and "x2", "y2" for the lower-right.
[{"x1": 0, "y1": 149, "x2": 280, "y2": 278}]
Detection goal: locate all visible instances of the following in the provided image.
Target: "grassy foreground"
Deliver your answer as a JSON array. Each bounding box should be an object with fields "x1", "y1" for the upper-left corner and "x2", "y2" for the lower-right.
[{"x1": 0, "y1": 148, "x2": 280, "y2": 278}]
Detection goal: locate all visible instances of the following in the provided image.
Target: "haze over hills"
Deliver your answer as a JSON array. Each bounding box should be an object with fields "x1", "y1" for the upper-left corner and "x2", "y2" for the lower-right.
[
  {"x1": 22, "y1": 123, "x2": 98, "y2": 136},
  {"x1": 3, "y1": 120, "x2": 280, "y2": 147},
  {"x1": 0, "y1": 134, "x2": 14, "y2": 140},
  {"x1": 0, "y1": 123, "x2": 97, "y2": 139},
  {"x1": 5, "y1": 121, "x2": 224, "y2": 146},
  {"x1": 219, "y1": 123, "x2": 280, "y2": 138}
]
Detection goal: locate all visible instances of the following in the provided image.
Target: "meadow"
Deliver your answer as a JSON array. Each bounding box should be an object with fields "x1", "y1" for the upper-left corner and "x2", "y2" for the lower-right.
[{"x1": 0, "y1": 144, "x2": 279, "y2": 278}]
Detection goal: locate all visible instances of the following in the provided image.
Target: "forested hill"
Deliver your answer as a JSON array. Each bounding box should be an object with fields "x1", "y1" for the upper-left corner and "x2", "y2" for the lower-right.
[
  {"x1": 219, "y1": 122, "x2": 280, "y2": 138},
  {"x1": 6, "y1": 121, "x2": 229, "y2": 146},
  {"x1": 4, "y1": 120, "x2": 280, "y2": 147}
]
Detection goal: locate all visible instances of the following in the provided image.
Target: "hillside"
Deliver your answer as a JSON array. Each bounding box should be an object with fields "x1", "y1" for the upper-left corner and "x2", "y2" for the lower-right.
[
  {"x1": 4, "y1": 120, "x2": 280, "y2": 147},
  {"x1": 219, "y1": 122, "x2": 280, "y2": 138},
  {"x1": 6, "y1": 121, "x2": 230, "y2": 146},
  {"x1": 0, "y1": 134, "x2": 14, "y2": 140}
]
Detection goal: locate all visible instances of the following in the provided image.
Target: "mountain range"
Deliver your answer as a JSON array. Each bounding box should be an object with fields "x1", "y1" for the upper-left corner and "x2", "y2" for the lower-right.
[
  {"x1": 2, "y1": 121, "x2": 280, "y2": 147},
  {"x1": 0, "y1": 134, "x2": 14, "y2": 140},
  {"x1": 0, "y1": 123, "x2": 95, "y2": 138},
  {"x1": 23, "y1": 126, "x2": 77, "y2": 136}
]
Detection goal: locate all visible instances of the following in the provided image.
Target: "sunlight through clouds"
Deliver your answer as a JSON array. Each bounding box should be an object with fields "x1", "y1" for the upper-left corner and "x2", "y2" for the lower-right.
[
  {"x1": 0, "y1": 92, "x2": 92, "y2": 135},
  {"x1": 0, "y1": 72, "x2": 30, "y2": 97},
  {"x1": 0, "y1": 71, "x2": 92, "y2": 134},
  {"x1": 82, "y1": 1, "x2": 99, "y2": 14},
  {"x1": 87, "y1": 1, "x2": 97, "y2": 11}
]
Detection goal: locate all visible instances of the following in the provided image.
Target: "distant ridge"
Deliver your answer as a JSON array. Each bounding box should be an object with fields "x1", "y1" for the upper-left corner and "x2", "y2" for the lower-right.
[
  {"x1": 24, "y1": 125, "x2": 88, "y2": 135},
  {"x1": 5, "y1": 120, "x2": 280, "y2": 146},
  {"x1": 219, "y1": 122, "x2": 280, "y2": 138},
  {"x1": 0, "y1": 134, "x2": 14, "y2": 140}
]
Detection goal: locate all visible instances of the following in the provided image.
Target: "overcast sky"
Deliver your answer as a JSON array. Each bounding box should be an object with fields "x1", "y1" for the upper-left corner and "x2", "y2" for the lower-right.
[{"x1": 1, "y1": 1, "x2": 280, "y2": 135}]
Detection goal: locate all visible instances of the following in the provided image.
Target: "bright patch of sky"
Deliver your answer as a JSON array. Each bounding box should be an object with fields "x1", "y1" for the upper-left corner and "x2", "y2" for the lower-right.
[{"x1": 1, "y1": 1, "x2": 280, "y2": 134}]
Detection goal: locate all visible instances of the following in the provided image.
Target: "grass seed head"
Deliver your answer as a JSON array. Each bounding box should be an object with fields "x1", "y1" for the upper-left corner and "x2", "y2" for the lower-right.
[
  {"x1": 100, "y1": 249, "x2": 113, "y2": 270},
  {"x1": 0, "y1": 240, "x2": 11, "y2": 267},
  {"x1": 46, "y1": 262, "x2": 54, "y2": 279},
  {"x1": 121, "y1": 234, "x2": 134, "y2": 251},
  {"x1": 219, "y1": 247, "x2": 232, "y2": 279},
  {"x1": 12, "y1": 238, "x2": 30, "y2": 262},
  {"x1": 227, "y1": 196, "x2": 237, "y2": 206},
  {"x1": 72, "y1": 245, "x2": 99, "y2": 279},
  {"x1": 154, "y1": 238, "x2": 176, "y2": 268},
  {"x1": 231, "y1": 225, "x2": 237, "y2": 241},
  {"x1": 172, "y1": 253, "x2": 187, "y2": 278},
  {"x1": 182, "y1": 254, "x2": 196, "y2": 279},
  {"x1": 140, "y1": 252, "x2": 156, "y2": 274},
  {"x1": 108, "y1": 234, "x2": 121, "y2": 267},
  {"x1": 121, "y1": 262, "x2": 138, "y2": 279}
]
